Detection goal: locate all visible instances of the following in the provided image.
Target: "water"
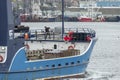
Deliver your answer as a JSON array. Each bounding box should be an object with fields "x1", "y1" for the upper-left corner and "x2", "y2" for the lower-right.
[{"x1": 21, "y1": 22, "x2": 120, "y2": 80}]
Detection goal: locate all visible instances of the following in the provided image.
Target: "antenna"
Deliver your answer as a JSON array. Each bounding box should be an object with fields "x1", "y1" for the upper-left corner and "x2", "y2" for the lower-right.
[{"x1": 62, "y1": 0, "x2": 64, "y2": 38}]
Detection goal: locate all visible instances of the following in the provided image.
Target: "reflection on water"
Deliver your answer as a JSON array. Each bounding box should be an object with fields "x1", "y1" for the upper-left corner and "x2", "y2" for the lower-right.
[{"x1": 22, "y1": 22, "x2": 120, "y2": 80}]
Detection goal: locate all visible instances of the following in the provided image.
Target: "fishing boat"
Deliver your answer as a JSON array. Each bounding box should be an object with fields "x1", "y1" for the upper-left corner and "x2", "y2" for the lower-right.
[
  {"x1": 0, "y1": 0, "x2": 97, "y2": 80},
  {"x1": 78, "y1": 16, "x2": 93, "y2": 22}
]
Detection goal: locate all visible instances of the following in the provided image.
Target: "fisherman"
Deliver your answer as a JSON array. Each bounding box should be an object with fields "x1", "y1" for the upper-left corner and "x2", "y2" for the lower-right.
[
  {"x1": 24, "y1": 32, "x2": 29, "y2": 40},
  {"x1": 68, "y1": 31, "x2": 74, "y2": 37},
  {"x1": 44, "y1": 26, "x2": 50, "y2": 39},
  {"x1": 86, "y1": 35, "x2": 91, "y2": 41},
  {"x1": 63, "y1": 34, "x2": 73, "y2": 43},
  {"x1": 68, "y1": 31, "x2": 74, "y2": 41},
  {"x1": 64, "y1": 35, "x2": 69, "y2": 42}
]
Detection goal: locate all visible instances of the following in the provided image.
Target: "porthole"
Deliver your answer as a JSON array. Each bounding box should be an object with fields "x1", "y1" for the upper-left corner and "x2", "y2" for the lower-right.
[
  {"x1": 46, "y1": 65, "x2": 49, "y2": 67},
  {"x1": 71, "y1": 62, "x2": 74, "y2": 65},
  {"x1": 58, "y1": 64, "x2": 61, "y2": 66},
  {"x1": 77, "y1": 61, "x2": 80, "y2": 63},
  {"x1": 65, "y1": 63, "x2": 69, "y2": 65},
  {"x1": 52, "y1": 64, "x2": 55, "y2": 67}
]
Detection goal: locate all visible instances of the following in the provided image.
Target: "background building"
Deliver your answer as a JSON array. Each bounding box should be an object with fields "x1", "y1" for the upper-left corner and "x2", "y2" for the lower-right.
[{"x1": 11, "y1": 0, "x2": 120, "y2": 22}]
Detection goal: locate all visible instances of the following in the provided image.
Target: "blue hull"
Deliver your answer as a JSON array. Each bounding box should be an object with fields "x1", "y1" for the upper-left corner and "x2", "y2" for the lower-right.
[
  {"x1": 0, "y1": 63, "x2": 87, "y2": 80},
  {"x1": 0, "y1": 38, "x2": 96, "y2": 80}
]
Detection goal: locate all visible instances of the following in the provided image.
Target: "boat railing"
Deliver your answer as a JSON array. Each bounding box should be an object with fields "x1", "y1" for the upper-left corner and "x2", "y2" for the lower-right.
[
  {"x1": 26, "y1": 49, "x2": 81, "y2": 60},
  {"x1": 13, "y1": 28, "x2": 95, "y2": 41},
  {"x1": 64, "y1": 28, "x2": 95, "y2": 34}
]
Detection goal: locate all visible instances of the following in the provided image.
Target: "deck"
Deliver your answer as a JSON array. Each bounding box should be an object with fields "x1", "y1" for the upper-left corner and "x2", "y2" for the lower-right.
[
  {"x1": 25, "y1": 41, "x2": 89, "y2": 60},
  {"x1": 14, "y1": 28, "x2": 94, "y2": 60}
]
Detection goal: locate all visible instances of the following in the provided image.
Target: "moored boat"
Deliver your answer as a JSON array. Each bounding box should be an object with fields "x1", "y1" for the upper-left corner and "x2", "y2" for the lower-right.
[
  {"x1": 0, "y1": 0, "x2": 97, "y2": 80},
  {"x1": 78, "y1": 16, "x2": 93, "y2": 22}
]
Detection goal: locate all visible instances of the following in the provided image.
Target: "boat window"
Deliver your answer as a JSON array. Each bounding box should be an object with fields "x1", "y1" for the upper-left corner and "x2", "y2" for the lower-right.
[
  {"x1": 52, "y1": 65, "x2": 55, "y2": 67},
  {"x1": 77, "y1": 61, "x2": 80, "y2": 63},
  {"x1": 71, "y1": 62, "x2": 74, "y2": 65},
  {"x1": 65, "y1": 63, "x2": 69, "y2": 65},
  {"x1": 54, "y1": 44, "x2": 57, "y2": 49},
  {"x1": 58, "y1": 64, "x2": 61, "y2": 66},
  {"x1": 46, "y1": 65, "x2": 49, "y2": 68}
]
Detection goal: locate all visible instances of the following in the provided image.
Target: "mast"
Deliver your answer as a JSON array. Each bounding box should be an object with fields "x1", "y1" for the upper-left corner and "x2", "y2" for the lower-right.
[{"x1": 62, "y1": 0, "x2": 64, "y2": 38}]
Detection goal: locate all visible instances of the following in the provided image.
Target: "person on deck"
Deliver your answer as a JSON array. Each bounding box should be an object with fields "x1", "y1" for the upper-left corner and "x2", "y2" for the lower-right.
[
  {"x1": 68, "y1": 31, "x2": 74, "y2": 37},
  {"x1": 44, "y1": 26, "x2": 50, "y2": 39},
  {"x1": 64, "y1": 35, "x2": 69, "y2": 42},
  {"x1": 63, "y1": 34, "x2": 73, "y2": 42},
  {"x1": 68, "y1": 31, "x2": 74, "y2": 41},
  {"x1": 86, "y1": 35, "x2": 91, "y2": 41}
]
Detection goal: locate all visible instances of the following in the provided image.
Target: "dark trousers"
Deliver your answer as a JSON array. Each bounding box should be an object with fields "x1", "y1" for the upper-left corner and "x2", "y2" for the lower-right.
[{"x1": 45, "y1": 32, "x2": 50, "y2": 39}]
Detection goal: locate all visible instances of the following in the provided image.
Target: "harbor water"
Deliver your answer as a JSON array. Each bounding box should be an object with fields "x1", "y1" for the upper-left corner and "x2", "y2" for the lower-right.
[{"x1": 21, "y1": 22, "x2": 120, "y2": 80}]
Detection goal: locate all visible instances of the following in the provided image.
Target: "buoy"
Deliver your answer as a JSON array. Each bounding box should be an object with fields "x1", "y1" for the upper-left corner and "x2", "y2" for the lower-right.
[
  {"x1": 24, "y1": 33, "x2": 29, "y2": 40},
  {"x1": 25, "y1": 44, "x2": 30, "y2": 49},
  {"x1": 0, "y1": 55, "x2": 3, "y2": 62},
  {"x1": 68, "y1": 46, "x2": 74, "y2": 50}
]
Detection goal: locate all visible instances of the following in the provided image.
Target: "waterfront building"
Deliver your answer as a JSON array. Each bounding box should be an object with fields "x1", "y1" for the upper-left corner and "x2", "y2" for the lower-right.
[
  {"x1": 11, "y1": 0, "x2": 120, "y2": 21},
  {"x1": 96, "y1": 0, "x2": 120, "y2": 7}
]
